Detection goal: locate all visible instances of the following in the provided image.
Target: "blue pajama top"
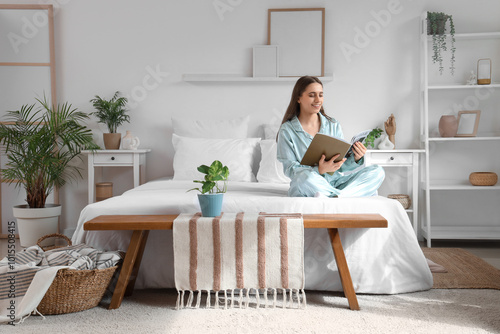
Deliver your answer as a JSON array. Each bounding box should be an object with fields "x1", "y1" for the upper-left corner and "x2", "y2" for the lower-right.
[{"x1": 276, "y1": 113, "x2": 364, "y2": 182}]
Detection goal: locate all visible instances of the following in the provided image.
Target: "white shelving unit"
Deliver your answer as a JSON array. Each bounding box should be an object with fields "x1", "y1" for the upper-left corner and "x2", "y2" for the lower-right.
[
  {"x1": 420, "y1": 12, "x2": 500, "y2": 246},
  {"x1": 182, "y1": 73, "x2": 334, "y2": 82}
]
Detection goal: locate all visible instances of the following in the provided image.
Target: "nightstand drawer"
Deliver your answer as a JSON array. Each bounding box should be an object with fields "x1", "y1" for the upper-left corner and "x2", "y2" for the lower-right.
[
  {"x1": 369, "y1": 152, "x2": 413, "y2": 165},
  {"x1": 93, "y1": 153, "x2": 133, "y2": 164}
]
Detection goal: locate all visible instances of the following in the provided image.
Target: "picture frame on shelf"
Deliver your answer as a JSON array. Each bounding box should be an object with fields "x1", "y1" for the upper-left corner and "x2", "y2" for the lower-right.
[
  {"x1": 268, "y1": 8, "x2": 325, "y2": 77},
  {"x1": 455, "y1": 110, "x2": 481, "y2": 137},
  {"x1": 253, "y1": 45, "x2": 279, "y2": 77}
]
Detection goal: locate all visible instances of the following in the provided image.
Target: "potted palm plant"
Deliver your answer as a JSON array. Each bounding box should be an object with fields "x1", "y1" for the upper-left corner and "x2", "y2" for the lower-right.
[
  {"x1": 0, "y1": 97, "x2": 99, "y2": 247},
  {"x1": 189, "y1": 160, "x2": 229, "y2": 217},
  {"x1": 427, "y1": 11, "x2": 456, "y2": 75},
  {"x1": 90, "y1": 91, "x2": 130, "y2": 149}
]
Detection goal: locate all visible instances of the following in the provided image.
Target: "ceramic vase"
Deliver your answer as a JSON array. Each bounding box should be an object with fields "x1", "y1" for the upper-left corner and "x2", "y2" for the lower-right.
[
  {"x1": 122, "y1": 131, "x2": 140, "y2": 150},
  {"x1": 103, "y1": 133, "x2": 121, "y2": 149},
  {"x1": 378, "y1": 134, "x2": 395, "y2": 150},
  {"x1": 438, "y1": 115, "x2": 458, "y2": 137}
]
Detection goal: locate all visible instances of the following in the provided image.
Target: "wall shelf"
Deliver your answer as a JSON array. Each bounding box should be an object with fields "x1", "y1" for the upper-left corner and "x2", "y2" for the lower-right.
[
  {"x1": 428, "y1": 83, "x2": 500, "y2": 90},
  {"x1": 428, "y1": 136, "x2": 500, "y2": 142},
  {"x1": 182, "y1": 73, "x2": 334, "y2": 82},
  {"x1": 422, "y1": 180, "x2": 500, "y2": 191},
  {"x1": 421, "y1": 226, "x2": 500, "y2": 240}
]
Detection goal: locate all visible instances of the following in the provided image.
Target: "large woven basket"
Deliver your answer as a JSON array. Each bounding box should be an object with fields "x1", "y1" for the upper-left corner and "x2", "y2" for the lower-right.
[
  {"x1": 388, "y1": 194, "x2": 411, "y2": 210},
  {"x1": 36, "y1": 234, "x2": 118, "y2": 315},
  {"x1": 469, "y1": 172, "x2": 498, "y2": 186}
]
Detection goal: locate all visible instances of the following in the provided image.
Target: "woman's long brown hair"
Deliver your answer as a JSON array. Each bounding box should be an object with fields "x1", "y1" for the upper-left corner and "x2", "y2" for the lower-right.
[{"x1": 277, "y1": 76, "x2": 332, "y2": 139}]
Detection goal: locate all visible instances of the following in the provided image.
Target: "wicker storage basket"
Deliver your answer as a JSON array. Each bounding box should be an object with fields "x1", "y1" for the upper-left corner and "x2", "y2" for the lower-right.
[
  {"x1": 469, "y1": 172, "x2": 498, "y2": 186},
  {"x1": 388, "y1": 194, "x2": 411, "y2": 210},
  {"x1": 36, "y1": 234, "x2": 118, "y2": 315}
]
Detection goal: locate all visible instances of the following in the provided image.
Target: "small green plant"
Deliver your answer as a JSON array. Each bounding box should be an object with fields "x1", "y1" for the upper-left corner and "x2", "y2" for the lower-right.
[
  {"x1": 188, "y1": 160, "x2": 229, "y2": 194},
  {"x1": 427, "y1": 11, "x2": 456, "y2": 75},
  {"x1": 364, "y1": 128, "x2": 383, "y2": 149},
  {"x1": 90, "y1": 91, "x2": 130, "y2": 133}
]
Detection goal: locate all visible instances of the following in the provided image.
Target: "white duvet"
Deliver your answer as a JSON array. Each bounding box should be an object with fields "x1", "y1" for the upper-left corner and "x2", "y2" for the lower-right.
[{"x1": 72, "y1": 179, "x2": 432, "y2": 294}]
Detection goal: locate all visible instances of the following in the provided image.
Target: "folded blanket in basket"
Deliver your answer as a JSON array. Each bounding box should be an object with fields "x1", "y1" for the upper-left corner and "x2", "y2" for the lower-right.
[
  {"x1": 0, "y1": 244, "x2": 123, "y2": 324},
  {"x1": 173, "y1": 212, "x2": 305, "y2": 309}
]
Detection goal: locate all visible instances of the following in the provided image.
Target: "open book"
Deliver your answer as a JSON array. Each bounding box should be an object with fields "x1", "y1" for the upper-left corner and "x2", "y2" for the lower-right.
[{"x1": 300, "y1": 130, "x2": 371, "y2": 168}]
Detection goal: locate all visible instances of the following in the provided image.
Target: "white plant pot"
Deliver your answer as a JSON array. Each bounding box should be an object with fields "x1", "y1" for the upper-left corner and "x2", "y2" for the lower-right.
[{"x1": 13, "y1": 204, "x2": 62, "y2": 247}]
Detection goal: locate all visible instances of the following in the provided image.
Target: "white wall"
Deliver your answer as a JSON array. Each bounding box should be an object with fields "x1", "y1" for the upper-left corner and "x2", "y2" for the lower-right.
[{"x1": 1, "y1": 0, "x2": 500, "y2": 233}]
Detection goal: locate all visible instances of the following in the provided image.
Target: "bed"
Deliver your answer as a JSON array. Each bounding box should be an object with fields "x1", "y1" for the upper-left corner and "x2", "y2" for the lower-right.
[{"x1": 72, "y1": 116, "x2": 433, "y2": 294}]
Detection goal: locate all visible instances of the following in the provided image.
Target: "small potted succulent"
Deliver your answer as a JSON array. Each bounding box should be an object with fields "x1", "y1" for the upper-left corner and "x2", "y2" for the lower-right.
[
  {"x1": 188, "y1": 160, "x2": 229, "y2": 217},
  {"x1": 427, "y1": 11, "x2": 456, "y2": 75},
  {"x1": 90, "y1": 91, "x2": 130, "y2": 149}
]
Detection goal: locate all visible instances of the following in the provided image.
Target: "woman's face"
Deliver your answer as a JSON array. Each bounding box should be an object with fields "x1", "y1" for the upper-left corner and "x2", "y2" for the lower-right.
[{"x1": 297, "y1": 83, "x2": 323, "y2": 116}]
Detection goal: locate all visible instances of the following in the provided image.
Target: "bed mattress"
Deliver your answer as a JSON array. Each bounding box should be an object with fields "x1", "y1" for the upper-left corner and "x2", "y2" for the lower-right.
[{"x1": 72, "y1": 179, "x2": 432, "y2": 294}]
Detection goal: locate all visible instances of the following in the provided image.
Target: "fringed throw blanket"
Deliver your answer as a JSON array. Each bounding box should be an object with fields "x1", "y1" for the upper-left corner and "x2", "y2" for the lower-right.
[{"x1": 173, "y1": 212, "x2": 305, "y2": 309}]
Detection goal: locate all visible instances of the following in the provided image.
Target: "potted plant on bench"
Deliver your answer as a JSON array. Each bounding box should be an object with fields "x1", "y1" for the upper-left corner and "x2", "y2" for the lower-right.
[
  {"x1": 90, "y1": 91, "x2": 130, "y2": 149},
  {"x1": 0, "y1": 97, "x2": 99, "y2": 247},
  {"x1": 189, "y1": 160, "x2": 229, "y2": 217}
]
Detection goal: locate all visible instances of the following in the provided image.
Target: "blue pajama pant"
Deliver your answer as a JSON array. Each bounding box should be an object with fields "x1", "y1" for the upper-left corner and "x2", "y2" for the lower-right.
[{"x1": 288, "y1": 165, "x2": 385, "y2": 198}]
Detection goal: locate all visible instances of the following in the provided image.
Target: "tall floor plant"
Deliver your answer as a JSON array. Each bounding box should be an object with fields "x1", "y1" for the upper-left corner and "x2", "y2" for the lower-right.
[{"x1": 0, "y1": 97, "x2": 99, "y2": 208}]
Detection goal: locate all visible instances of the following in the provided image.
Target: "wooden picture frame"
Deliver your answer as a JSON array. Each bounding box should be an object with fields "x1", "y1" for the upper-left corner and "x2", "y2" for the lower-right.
[
  {"x1": 0, "y1": 4, "x2": 57, "y2": 236},
  {"x1": 253, "y1": 45, "x2": 279, "y2": 77},
  {"x1": 268, "y1": 8, "x2": 325, "y2": 77},
  {"x1": 456, "y1": 110, "x2": 481, "y2": 137}
]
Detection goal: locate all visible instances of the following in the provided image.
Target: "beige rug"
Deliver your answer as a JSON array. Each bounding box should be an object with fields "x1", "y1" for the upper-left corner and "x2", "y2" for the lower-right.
[{"x1": 422, "y1": 248, "x2": 500, "y2": 289}]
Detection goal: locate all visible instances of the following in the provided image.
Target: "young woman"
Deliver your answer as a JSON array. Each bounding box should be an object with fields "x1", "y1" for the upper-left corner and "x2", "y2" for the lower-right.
[{"x1": 277, "y1": 76, "x2": 385, "y2": 198}]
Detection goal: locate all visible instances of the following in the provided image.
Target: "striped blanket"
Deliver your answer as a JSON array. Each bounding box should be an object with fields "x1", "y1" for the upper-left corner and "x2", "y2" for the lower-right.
[
  {"x1": 173, "y1": 212, "x2": 305, "y2": 309},
  {"x1": 0, "y1": 244, "x2": 123, "y2": 324}
]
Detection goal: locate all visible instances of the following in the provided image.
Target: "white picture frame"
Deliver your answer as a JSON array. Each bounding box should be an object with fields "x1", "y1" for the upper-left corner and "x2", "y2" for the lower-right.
[
  {"x1": 456, "y1": 110, "x2": 481, "y2": 137},
  {"x1": 268, "y1": 8, "x2": 325, "y2": 77},
  {"x1": 253, "y1": 45, "x2": 279, "y2": 77}
]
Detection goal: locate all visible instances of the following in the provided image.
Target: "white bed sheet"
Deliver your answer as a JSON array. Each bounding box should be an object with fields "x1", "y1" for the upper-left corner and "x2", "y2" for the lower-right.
[{"x1": 72, "y1": 178, "x2": 432, "y2": 294}]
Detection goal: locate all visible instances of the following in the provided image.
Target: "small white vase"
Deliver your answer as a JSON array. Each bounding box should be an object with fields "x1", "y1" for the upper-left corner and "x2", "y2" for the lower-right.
[
  {"x1": 378, "y1": 134, "x2": 395, "y2": 150},
  {"x1": 122, "y1": 131, "x2": 140, "y2": 150}
]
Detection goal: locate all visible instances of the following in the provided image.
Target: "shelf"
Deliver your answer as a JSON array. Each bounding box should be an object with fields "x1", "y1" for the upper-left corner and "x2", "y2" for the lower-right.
[
  {"x1": 422, "y1": 179, "x2": 500, "y2": 190},
  {"x1": 182, "y1": 73, "x2": 334, "y2": 82},
  {"x1": 367, "y1": 149, "x2": 425, "y2": 153},
  {"x1": 421, "y1": 225, "x2": 500, "y2": 240},
  {"x1": 428, "y1": 83, "x2": 500, "y2": 90},
  {"x1": 425, "y1": 32, "x2": 500, "y2": 40},
  {"x1": 428, "y1": 136, "x2": 500, "y2": 142}
]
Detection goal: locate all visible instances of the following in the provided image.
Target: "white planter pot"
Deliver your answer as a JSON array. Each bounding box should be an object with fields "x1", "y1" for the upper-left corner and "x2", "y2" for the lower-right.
[{"x1": 13, "y1": 204, "x2": 62, "y2": 247}]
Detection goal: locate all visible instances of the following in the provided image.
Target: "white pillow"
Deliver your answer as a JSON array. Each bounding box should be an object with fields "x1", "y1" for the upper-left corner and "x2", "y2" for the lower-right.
[
  {"x1": 172, "y1": 134, "x2": 260, "y2": 182},
  {"x1": 256, "y1": 139, "x2": 290, "y2": 183},
  {"x1": 172, "y1": 116, "x2": 250, "y2": 138},
  {"x1": 263, "y1": 124, "x2": 281, "y2": 140}
]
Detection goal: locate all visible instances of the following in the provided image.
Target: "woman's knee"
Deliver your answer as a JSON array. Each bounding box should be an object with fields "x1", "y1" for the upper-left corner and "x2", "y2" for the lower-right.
[
  {"x1": 367, "y1": 164, "x2": 385, "y2": 183},
  {"x1": 289, "y1": 170, "x2": 330, "y2": 197}
]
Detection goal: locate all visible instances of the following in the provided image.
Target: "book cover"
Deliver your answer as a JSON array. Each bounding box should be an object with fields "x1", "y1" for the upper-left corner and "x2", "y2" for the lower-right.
[{"x1": 300, "y1": 130, "x2": 371, "y2": 168}]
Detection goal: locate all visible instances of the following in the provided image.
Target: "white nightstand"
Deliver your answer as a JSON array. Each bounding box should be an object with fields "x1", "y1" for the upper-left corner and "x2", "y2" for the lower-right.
[
  {"x1": 82, "y1": 149, "x2": 151, "y2": 203},
  {"x1": 364, "y1": 149, "x2": 424, "y2": 235}
]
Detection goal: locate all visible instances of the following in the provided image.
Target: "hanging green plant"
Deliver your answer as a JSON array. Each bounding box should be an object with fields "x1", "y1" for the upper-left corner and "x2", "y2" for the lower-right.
[{"x1": 427, "y1": 11, "x2": 456, "y2": 75}]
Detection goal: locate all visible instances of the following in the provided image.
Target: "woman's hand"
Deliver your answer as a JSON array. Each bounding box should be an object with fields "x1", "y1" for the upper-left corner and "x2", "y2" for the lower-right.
[
  {"x1": 351, "y1": 141, "x2": 367, "y2": 162},
  {"x1": 318, "y1": 154, "x2": 346, "y2": 175}
]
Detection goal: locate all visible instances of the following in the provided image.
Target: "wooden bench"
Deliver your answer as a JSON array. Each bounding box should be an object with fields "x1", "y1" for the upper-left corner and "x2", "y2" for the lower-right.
[{"x1": 84, "y1": 213, "x2": 387, "y2": 310}]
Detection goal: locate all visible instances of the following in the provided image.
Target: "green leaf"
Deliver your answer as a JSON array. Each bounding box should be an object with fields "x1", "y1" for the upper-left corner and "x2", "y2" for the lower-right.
[
  {"x1": 201, "y1": 181, "x2": 215, "y2": 194},
  {"x1": 197, "y1": 165, "x2": 210, "y2": 174}
]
